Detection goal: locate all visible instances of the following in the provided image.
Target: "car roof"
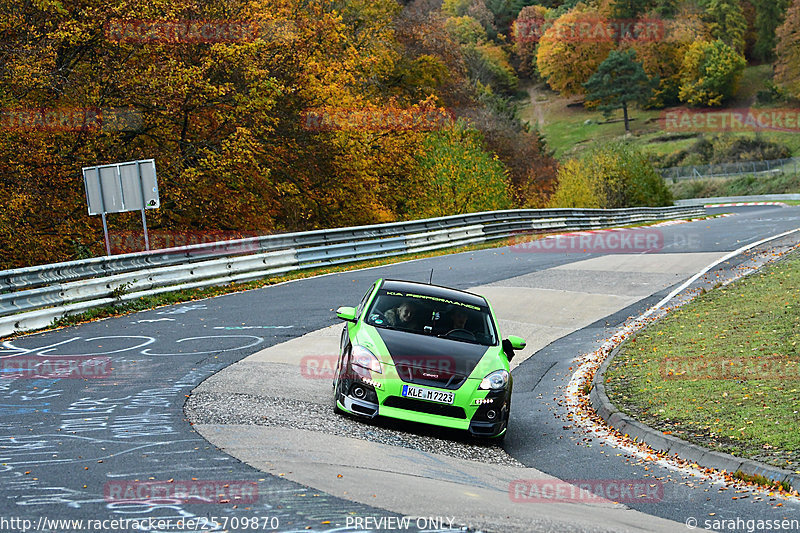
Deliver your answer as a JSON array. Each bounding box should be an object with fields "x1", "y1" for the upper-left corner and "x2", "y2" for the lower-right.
[{"x1": 379, "y1": 279, "x2": 488, "y2": 307}]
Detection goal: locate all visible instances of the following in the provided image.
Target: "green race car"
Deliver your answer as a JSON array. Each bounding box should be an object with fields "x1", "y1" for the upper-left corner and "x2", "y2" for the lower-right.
[{"x1": 333, "y1": 278, "x2": 526, "y2": 439}]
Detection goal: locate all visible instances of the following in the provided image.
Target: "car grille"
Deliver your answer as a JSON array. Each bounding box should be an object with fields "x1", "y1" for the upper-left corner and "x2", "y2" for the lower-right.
[
  {"x1": 394, "y1": 363, "x2": 466, "y2": 390},
  {"x1": 382, "y1": 396, "x2": 467, "y2": 419}
]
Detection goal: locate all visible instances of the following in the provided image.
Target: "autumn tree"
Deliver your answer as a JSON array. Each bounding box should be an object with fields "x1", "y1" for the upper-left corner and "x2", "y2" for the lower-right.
[
  {"x1": 536, "y1": 5, "x2": 616, "y2": 96},
  {"x1": 775, "y1": 0, "x2": 800, "y2": 98},
  {"x1": 411, "y1": 122, "x2": 512, "y2": 217},
  {"x1": 0, "y1": 0, "x2": 560, "y2": 268},
  {"x1": 702, "y1": 0, "x2": 748, "y2": 54},
  {"x1": 444, "y1": 15, "x2": 518, "y2": 94},
  {"x1": 611, "y1": 0, "x2": 655, "y2": 18},
  {"x1": 678, "y1": 39, "x2": 747, "y2": 106},
  {"x1": 620, "y1": 10, "x2": 710, "y2": 107},
  {"x1": 0, "y1": 0, "x2": 432, "y2": 266},
  {"x1": 583, "y1": 50, "x2": 653, "y2": 132},
  {"x1": 394, "y1": 0, "x2": 472, "y2": 106}
]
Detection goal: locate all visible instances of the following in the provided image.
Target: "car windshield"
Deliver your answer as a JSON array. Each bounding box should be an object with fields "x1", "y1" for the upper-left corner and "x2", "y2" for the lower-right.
[{"x1": 364, "y1": 289, "x2": 498, "y2": 346}]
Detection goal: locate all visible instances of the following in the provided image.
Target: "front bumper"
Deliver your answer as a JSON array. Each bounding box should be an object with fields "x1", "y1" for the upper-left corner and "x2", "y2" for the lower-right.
[{"x1": 336, "y1": 364, "x2": 511, "y2": 437}]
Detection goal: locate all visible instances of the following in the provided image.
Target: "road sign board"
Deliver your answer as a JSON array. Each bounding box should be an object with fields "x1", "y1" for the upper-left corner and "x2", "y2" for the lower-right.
[{"x1": 83, "y1": 159, "x2": 159, "y2": 215}]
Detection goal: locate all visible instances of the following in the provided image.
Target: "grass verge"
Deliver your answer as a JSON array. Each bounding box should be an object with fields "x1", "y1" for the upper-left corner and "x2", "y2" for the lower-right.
[
  {"x1": 668, "y1": 171, "x2": 800, "y2": 200},
  {"x1": 605, "y1": 250, "x2": 800, "y2": 473}
]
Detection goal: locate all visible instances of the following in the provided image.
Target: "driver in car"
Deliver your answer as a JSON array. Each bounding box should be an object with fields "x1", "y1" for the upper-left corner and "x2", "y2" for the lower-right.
[{"x1": 447, "y1": 307, "x2": 469, "y2": 330}]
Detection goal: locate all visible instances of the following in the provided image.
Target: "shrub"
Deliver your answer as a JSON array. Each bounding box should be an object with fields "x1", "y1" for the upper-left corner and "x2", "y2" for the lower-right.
[
  {"x1": 678, "y1": 39, "x2": 747, "y2": 107},
  {"x1": 549, "y1": 142, "x2": 673, "y2": 208},
  {"x1": 658, "y1": 135, "x2": 792, "y2": 167}
]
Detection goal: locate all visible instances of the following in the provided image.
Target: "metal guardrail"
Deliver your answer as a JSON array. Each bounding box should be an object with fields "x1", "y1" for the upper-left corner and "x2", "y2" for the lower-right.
[
  {"x1": 675, "y1": 194, "x2": 800, "y2": 206},
  {"x1": 0, "y1": 206, "x2": 705, "y2": 337},
  {"x1": 660, "y1": 157, "x2": 800, "y2": 181}
]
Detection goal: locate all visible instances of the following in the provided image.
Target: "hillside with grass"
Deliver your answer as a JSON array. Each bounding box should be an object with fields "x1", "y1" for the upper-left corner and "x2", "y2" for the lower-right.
[{"x1": 508, "y1": 0, "x2": 800, "y2": 204}]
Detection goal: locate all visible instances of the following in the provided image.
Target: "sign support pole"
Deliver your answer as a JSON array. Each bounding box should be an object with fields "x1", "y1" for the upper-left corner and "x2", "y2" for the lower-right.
[
  {"x1": 140, "y1": 208, "x2": 150, "y2": 251},
  {"x1": 136, "y1": 161, "x2": 150, "y2": 251},
  {"x1": 101, "y1": 213, "x2": 111, "y2": 256}
]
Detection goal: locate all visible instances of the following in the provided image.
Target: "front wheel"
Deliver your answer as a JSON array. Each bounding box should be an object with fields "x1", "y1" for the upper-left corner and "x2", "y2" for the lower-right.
[
  {"x1": 332, "y1": 378, "x2": 346, "y2": 415},
  {"x1": 332, "y1": 356, "x2": 346, "y2": 414}
]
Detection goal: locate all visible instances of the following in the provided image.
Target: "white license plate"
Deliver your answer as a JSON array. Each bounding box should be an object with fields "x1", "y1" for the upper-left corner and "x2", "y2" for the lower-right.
[{"x1": 401, "y1": 385, "x2": 454, "y2": 404}]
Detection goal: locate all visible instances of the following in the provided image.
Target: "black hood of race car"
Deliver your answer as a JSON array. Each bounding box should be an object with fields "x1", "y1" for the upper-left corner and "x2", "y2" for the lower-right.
[{"x1": 374, "y1": 327, "x2": 489, "y2": 388}]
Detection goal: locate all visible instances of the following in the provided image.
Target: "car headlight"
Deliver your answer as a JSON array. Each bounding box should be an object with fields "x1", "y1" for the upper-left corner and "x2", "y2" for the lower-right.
[
  {"x1": 479, "y1": 369, "x2": 508, "y2": 390},
  {"x1": 351, "y1": 345, "x2": 382, "y2": 374}
]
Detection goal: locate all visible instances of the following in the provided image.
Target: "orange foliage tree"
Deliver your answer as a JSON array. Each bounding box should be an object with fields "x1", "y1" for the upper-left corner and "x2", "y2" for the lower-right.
[
  {"x1": 536, "y1": 4, "x2": 616, "y2": 96},
  {"x1": 775, "y1": 0, "x2": 800, "y2": 99}
]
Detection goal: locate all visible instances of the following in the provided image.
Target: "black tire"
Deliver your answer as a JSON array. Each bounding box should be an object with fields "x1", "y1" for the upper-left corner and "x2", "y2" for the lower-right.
[{"x1": 332, "y1": 372, "x2": 346, "y2": 415}]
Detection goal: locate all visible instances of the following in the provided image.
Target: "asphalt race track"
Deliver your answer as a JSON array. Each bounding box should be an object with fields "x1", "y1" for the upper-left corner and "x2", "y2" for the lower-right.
[{"x1": 2, "y1": 205, "x2": 800, "y2": 533}]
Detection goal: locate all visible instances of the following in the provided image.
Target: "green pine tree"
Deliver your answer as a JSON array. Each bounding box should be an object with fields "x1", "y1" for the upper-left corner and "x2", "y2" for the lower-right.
[
  {"x1": 612, "y1": 0, "x2": 654, "y2": 19},
  {"x1": 703, "y1": 0, "x2": 748, "y2": 54},
  {"x1": 583, "y1": 50, "x2": 654, "y2": 133},
  {"x1": 753, "y1": 0, "x2": 791, "y2": 61}
]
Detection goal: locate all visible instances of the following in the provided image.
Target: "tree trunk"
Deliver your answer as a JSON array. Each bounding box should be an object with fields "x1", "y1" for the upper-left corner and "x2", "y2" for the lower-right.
[{"x1": 622, "y1": 102, "x2": 630, "y2": 133}]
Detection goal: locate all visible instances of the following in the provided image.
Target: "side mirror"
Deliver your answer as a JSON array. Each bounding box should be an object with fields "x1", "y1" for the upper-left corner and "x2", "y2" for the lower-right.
[
  {"x1": 502, "y1": 336, "x2": 526, "y2": 362},
  {"x1": 507, "y1": 335, "x2": 527, "y2": 350},
  {"x1": 336, "y1": 306, "x2": 357, "y2": 322}
]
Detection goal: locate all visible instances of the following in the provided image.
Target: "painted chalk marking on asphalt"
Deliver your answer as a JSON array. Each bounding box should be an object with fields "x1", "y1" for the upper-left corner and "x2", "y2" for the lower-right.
[
  {"x1": 0, "y1": 336, "x2": 156, "y2": 358},
  {"x1": 212, "y1": 326, "x2": 294, "y2": 330},
  {"x1": 156, "y1": 304, "x2": 207, "y2": 315},
  {"x1": 139, "y1": 335, "x2": 264, "y2": 356}
]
